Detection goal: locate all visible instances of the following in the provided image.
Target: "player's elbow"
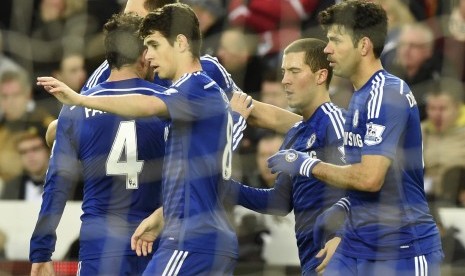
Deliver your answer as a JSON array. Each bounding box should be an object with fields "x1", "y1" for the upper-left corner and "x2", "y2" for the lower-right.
[{"x1": 358, "y1": 177, "x2": 384, "y2": 192}]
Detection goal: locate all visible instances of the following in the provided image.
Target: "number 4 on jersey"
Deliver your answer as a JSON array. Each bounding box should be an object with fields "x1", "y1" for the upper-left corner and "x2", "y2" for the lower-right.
[{"x1": 106, "y1": 121, "x2": 144, "y2": 189}]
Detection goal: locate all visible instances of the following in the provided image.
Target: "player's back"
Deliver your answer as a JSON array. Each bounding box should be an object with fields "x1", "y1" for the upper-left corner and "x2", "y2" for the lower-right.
[{"x1": 74, "y1": 78, "x2": 168, "y2": 259}]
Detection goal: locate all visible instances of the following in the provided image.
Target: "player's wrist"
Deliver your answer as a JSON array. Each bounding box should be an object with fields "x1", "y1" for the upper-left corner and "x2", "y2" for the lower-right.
[{"x1": 299, "y1": 157, "x2": 321, "y2": 177}]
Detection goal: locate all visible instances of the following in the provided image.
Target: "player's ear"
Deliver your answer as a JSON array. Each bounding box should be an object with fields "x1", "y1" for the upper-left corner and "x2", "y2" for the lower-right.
[
  {"x1": 316, "y1": 69, "x2": 328, "y2": 86},
  {"x1": 359, "y1": 37, "x2": 372, "y2": 57},
  {"x1": 176, "y1": 34, "x2": 189, "y2": 52}
]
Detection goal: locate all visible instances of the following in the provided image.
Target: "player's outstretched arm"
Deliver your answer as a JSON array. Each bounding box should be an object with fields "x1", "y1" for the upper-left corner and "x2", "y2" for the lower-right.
[
  {"x1": 248, "y1": 99, "x2": 301, "y2": 134},
  {"x1": 131, "y1": 207, "x2": 164, "y2": 257},
  {"x1": 45, "y1": 120, "x2": 58, "y2": 148},
  {"x1": 38, "y1": 77, "x2": 169, "y2": 118},
  {"x1": 31, "y1": 261, "x2": 56, "y2": 276}
]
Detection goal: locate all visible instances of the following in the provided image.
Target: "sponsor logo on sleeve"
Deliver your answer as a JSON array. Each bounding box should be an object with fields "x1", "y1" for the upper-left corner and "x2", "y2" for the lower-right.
[{"x1": 364, "y1": 122, "x2": 385, "y2": 146}]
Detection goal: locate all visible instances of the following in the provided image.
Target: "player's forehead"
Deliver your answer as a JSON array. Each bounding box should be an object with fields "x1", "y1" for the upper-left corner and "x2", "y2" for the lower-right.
[
  {"x1": 281, "y1": 52, "x2": 307, "y2": 70},
  {"x1": 326, "y1": 25, "x2": 352, "y2": 40},
  {"x1": 143, "y1": 31, "x2": 168, "y2": 45}
]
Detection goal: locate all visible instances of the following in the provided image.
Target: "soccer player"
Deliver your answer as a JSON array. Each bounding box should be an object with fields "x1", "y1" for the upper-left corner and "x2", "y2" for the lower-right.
[
  {"x1": 268, "y1": 1, "x2": 443, "y2": 275},
  {"x1": 30, "y1": 13, "x2": 167, "y2": 276},
  {"x1": 38, "y1": 3, "x2": 238, "y2": 274},
  {"x1": 223, "y1": 38, "x2": 346, "y2": 275}
]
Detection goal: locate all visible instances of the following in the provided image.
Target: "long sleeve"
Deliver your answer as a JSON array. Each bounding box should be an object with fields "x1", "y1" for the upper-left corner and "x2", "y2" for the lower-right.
[
  {"x1": 29, "y1": 107, "x2": 80, "y2": 262},
  {"x1": 222, "y1": 173, "x2": 293, "y2": 216}
]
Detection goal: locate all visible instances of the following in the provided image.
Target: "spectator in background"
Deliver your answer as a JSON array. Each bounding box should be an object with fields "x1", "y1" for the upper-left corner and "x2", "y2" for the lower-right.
[
  {"x1": 44, "y1": 52, "x2": 88, "y2": 115},
  {"x1": 421, "y1": 78, "x2": 465, "y2": 204},
  {"x1": 244, "y1": 133, "x2": 284, "y2": 189},
  {"x1": 259, "y1": 71, "x2": 289, "y2": 111},
  {"x1": 441, "y1": 0, "x2": 465, "y2": 83},
  {"x1": 0, "y1": 32, "x2": 22, "y2": 78},
  {"x1": 184, "y1": 0, "x2": 227, "y2": 56},
  {"x1": 439, "y1": 166, "x2": 465, "y2": 207},
  {"x1": 0, "y1": 70, "x2": 55, "y2": 182},
  {"x1": 227, "y1": 0, "x2": 333, "y2": 58},
  {"x1": 217, "y1": 27, "x2": 263, "y2": 93},
  {"x1": 372, "y1": 0, "x2": 416, "y2": 66},
  {"x1": 3, "y1": 0, "x2": 99, "y2": 81},
  {"x1": 1, "y1": 132, "x2": 49, "y2": 201},
  {"x1": 388, "y1": 23, "x2": 457, "y2": 120}
]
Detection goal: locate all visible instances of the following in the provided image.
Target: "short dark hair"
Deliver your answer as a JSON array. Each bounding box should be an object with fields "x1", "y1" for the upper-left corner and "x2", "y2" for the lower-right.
[
  {"x1": 103, "y1": 13, "x2": 144, "y2": 69},
  {"x1": 318, "y1": 0, "x2": 387, "y2": 58},
  {"x1": 144, "y1": 0, "x2": 179, "y2": 11},
  {"x1": 284, "y1": 38, "x2": 333, "y2": 88},
  {"x1": 139, "y1": 3, "x2": 202, "y2": 59}
]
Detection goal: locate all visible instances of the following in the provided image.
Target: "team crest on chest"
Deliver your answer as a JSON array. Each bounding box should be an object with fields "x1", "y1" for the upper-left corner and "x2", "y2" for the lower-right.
[
  {"x1": 307, "y1": 133, "x2": 316, "y2": 149},
  {"x1": 353, "y1": 109, "x2": 359, "y2": 128}
]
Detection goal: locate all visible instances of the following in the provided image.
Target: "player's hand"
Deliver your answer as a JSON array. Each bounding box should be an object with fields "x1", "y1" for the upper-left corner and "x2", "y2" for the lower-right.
[
  {"x1": 313, "y1": 198, "x2": 348, "y2": 248},
  {"x1": 31, "y1": 262, "x2": 56, "y2": 276},
  {"x1": 315, "y1": 236, "x2": 341, "y2": 274},
  {"x1": 131, "y1": 207, "x2": 164, "y2": 256},
  {"x1": 37, "y1": 77, "x2": 82, "y2": 106},
  {"x1": 230, "y1": 91, "x2": 254, "y2": 120},
  {"x1": 267, "y1": 149, "x2": 320, "y2": 177}
]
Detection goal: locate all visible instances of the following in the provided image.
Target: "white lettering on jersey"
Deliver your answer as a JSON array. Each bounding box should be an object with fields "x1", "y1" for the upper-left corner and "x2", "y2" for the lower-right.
[
  {"x1": 84, "y1": 107, "x2": 107, "y2": 118},
  {"x1": 405, "y1": 91, "x2": 417, "y2": 108},
  {"x1": 308, "y1": 151, "x2": 317, "y2": 158},
  {"x1": 344, "y1": 132, "x2": 363, "y2": 147}
]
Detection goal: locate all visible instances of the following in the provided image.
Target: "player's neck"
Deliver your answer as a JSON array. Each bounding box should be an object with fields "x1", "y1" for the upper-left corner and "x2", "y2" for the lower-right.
[
  {"x1": 107, "y1": 66, "x2": 141, "y2": 82},
  {"x1": 301, "y1": 89, "x2": 331, "y2": 120},
  {"x1": 351, "y1": 58, "x2": 383, "y2": 91},
  {"x1": 172, "y1": 56, "x2": 202, "y2": 82}
]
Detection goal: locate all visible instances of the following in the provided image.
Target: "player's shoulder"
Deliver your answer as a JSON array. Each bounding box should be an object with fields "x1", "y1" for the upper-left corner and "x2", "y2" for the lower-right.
[
  {"x1": 83, "y1": 78, "x2": 167, "y2": 97},
  {"x1": 320, "y1": 102, "x2": 345, "y2": 139},
  {"x1": 366, "y1": 70, "x2": 412, "y2": 105}
]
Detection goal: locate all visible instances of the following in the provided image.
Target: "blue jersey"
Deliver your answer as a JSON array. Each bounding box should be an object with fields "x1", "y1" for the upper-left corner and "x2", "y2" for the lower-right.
[
  {"x1": 82, "y1": 55, "x2": 237, "y2": 97},
  {"x1": 341, "y1": 70, "x2": 441, "y2": 260},
  {"x1": 30, "y1": 78, "x2": 168, "y2": 262},
  {"x1": 225, "y1": 102, "x2": 346, "y2": 272},
  {"x1": 155, "y1": 72, "x2": 238, "y2": 258}
]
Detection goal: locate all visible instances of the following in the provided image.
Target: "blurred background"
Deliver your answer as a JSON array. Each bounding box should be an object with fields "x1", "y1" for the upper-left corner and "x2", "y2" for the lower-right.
[{"x1": 1, "y1": 0, "x2": 465, "y2": 275}]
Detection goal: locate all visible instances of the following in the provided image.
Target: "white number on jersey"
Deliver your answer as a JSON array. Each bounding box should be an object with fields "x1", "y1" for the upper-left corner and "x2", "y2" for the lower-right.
[
  {"x1": 222, "y1": 113, "x2": 233, "y2": 180},
  {"x1": 106, "y1": 121, "x2": 144, "y2": 189}
]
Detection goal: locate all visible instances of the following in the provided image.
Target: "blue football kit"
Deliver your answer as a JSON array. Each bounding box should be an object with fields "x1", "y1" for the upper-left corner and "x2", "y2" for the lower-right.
[
  {"x1": 141, "y1": 72, "x2": 238, "y2": 275},
  {"x1": 30, "y1": 79, "x2": 168, "y2": 275},
  {"x1": 325, "y1": 70, "x2": 443, "y2": 275},
  {"x1": 224, "y1": 102, "x2": 347, "y2": 274}
]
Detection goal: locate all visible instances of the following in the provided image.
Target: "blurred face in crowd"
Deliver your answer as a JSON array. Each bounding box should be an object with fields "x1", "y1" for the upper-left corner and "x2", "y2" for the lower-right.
[
  {"x1": 0, "y1": 79, "x2": 31, "y2": 121},
  {"x1": 257, "y1": 136, "x2": 284, "y2": 187},
  {"x1": 397, "y1": 25, "x2": 433, "y2": 72},
  {"x1": 56, "y1": 54, "x2": 87, "y2": 91},
  {"x1": 18, "y1": 136, "x2": 50, "y2": 176},
  {"x1": 426, "y1": 93, "x2": 460, "y2": 133},
  {"x1": 260, "y1": 80, "x2": 288, "y2": 110},
  {"x1": 281, "y1": 51, "x2": 320, "y2": 116},
  {"x1": 217, "y1": 29, "x2": 250, "y2": 72}
]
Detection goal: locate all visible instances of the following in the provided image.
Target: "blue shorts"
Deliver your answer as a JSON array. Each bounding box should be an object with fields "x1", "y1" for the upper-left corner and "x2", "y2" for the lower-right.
[
  {"x1": 77, "y1": 255, "x2": 152, "y2": 276},
  {"x1": 323, "y1": 250, "x2": 443, "y2": 276},
  {"x1": 142, "y1": 249, "x2": 236, "y2": 276}
]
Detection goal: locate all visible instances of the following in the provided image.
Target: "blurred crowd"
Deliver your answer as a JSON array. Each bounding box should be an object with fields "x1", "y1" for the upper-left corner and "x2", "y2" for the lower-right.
[{"x1": 1, "y1": 0, "x2": 465, "y2": 270}]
